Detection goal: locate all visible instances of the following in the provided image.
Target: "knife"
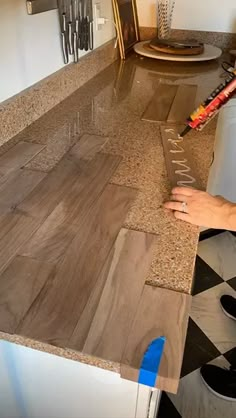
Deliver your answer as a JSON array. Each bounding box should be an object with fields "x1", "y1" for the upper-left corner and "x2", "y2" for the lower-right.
[
  {"x1": 68, "y1": 0, "x2": 74, "y2": 55},
  {"x1": 87, "y1": 0, "x2": 93, "y2": 50},
  {"x1": 84, "y1": 0, "x2": 90, "y2": 51},
  {"x1": 84, "y1": 15, "x2": 89, "y2": 51},
  {"x1": 73, "y1": 32, "x2": 79, "y2": 62},
  {"x1": 61, "y1": 32, "x2": 69, "y2": 64},
  {"x1": 58, "y1": 0, "x2": 69, "y2": 64}
]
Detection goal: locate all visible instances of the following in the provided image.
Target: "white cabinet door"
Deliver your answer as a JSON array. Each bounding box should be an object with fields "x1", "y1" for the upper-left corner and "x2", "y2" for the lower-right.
[{"x1": 0, "y1": 340, "x2": 152, "y2": 418}]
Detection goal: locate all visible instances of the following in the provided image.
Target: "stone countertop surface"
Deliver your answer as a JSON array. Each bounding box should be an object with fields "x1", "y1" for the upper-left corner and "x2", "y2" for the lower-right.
[
  {"x1": 9, "y1": 54, "x2": 222, "y2": 294},
  {"x1": 0, "y1": 54, "x2": 224, "y2": 392}
]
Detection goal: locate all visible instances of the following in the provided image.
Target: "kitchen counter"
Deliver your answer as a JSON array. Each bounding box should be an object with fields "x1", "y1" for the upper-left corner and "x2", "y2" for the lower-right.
[{"x1": 0, "y1": 54, "x2": 223, "y2": 393}]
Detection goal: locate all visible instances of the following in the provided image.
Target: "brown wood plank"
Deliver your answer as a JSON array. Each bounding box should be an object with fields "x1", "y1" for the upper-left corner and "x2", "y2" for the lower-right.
[
  {"x1": 17, "y1": 184, "x2": 137, "y2": 346},
  {"x1": 17, "y1": 157, "x2": 84, "y2": 219},
  {"x1": 0, "y1": 142, "x2": 45, "y2": 178},
  {"x1": 120, "y1": 285, "x2": 191, "y2": 394},
  {"x1": 141, "y1": 83, "x2": 178, "y2": 122},
  {"x1": 18, "y1": 146, "x2": 120, "y2": 221},
  {"x1": 19, "y1": 211, "x2": 77, "y2": 265},
  {"x1": 0, "y1": 213, "x2": 40, "y2": 275},
  {"x1": 0, "y1": 168, "x2": 46, "y2": 214},
  {"x1": 69, "y1": 134, "x2": 108, "y2": 160},
  {"x1": 19, "y1": 153, "x2": 121, "y2": 263},
  {"x1": 68, "y1": 250, "x2": 115, "y2": 350},
  {"x1": 0, "y1": 256, "x2": 55, "y2": 333},
  {"x1": 167, "y1": 85, "x2": 197, "y2": 123},
  {"x1": 160, "y1": 125, "x2": 202, "y2": 189},
  {"x1": 78, "y1": 229, "x2": 156, "y2": 361},
  {"x1": 56, "y1": 153, "x2": 121, "y2": 227}
]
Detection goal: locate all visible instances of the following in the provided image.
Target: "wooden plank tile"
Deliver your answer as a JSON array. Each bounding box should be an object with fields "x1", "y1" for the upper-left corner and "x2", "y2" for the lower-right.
[
  {"x1": 17, "y1": 158, "x2": 84, "y2": 219},
  {"x1": 141, "y1": 83, "x2": 178, "y2": 122},
  {"x1": 69, "y1": 134, "x2": 108, "y2": 161},
  {"x1": 0, "y1": 168, "x2": 46, "y2": 214},
  {"x1": 18, "y1": 148, "x2": 120, "y2": 220},
  {"x1": 17, "y1": 184, "x2": 137, "y2": 346},
  {"x1": 167, "y1": 85, "x2": 197, "y2": 123},
  {"x1": 0, "y1": 256, "x2": 55, "y2": 333},
  {"x1": 58, "y1": 153, "x2": 121, "y2": 226},
  {"x1": 0, "y1": 142, "x2": 45, "y2": 178},
  {"x1": 160, "y1": 125, "x2": 201, "y2": 189},
  {"x1": 120, "y1": 285, "x2": 191, "y2": 394},
  {"x1": 77, "y1": 229, "x2": 156, "y2": 361},
  {"x1": 0, "y1": 213, "x2": 40, "y2": 275},
  {"x1": 68, "y1": 250, "x2": 115, "y2": 350},
  {"x1": 19, "y1": 210, "x2": 77, "y2": 264},
  {"x1": 19, "y1": 153, "x2": 121, "y2": 263}
]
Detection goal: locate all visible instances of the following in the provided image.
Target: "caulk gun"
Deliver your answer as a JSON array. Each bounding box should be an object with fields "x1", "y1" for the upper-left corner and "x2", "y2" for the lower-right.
[{"x1": 180, "y1": 64, "x2": 236, "y2": 137}]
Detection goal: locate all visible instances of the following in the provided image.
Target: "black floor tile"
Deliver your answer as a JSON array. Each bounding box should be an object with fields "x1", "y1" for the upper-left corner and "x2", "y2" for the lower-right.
[
  {"x1": 192, "y1": 256, "x2": 224, "y2": 296},
  {"x1": 157, "y1": 392, "x2": 181, "y2": 418},
  {"x1": 181, "y1": 318, "x2": 221, "y2": 378},
  {"x1": 227, "y1": 277, "x2": 236, "y2": 291},
  {"x1": 224, "y1": 347, "x2": 236, "y2": 367},
  {"x1": 199, "y1": 229, "x2": 225, "y2": 241}
]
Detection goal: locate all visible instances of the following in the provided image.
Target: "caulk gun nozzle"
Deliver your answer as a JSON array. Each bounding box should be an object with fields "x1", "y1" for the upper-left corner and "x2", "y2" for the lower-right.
[{"x1": 179, "y1": 125, "x2": 191, "y2": 138}]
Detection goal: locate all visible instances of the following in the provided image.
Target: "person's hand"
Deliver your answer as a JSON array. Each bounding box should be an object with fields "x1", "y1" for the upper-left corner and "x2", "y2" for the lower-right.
[{"x1": 163, "y1": 187, "x2": 233, "y2": 229}]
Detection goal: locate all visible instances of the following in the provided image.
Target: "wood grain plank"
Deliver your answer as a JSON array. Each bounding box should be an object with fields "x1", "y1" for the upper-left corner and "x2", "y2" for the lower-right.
[
  {"x1": 19, "y1": 153, "x2": 121, "y2": 263},
  {"x1": 160, "y1": 125, "x2": 201, "y2": 189},
  {"x1": 19, "y1": 210, "x2": 77, "y2": 265},
  {"x1": 17, "y1": 158, "x2": 84, "y2": 219},
  {"x1": 0, "y1": 256, "x2": 55, "y2": 333},
  {"x1": 78, "y1": 229, "x2": 156, "y2": 361},
  {"x1": 0, "y1": 213, "x2": 40, "y2": 275},
  {"x1": 17, "y1": 184, "x2": 137, "y2": 346},
  {"x1": 68, "y1": 250, "x2": 115, "y2": 350},
  {"x1": 0, "y1": 168, "x2": 46, "y2": 214},
  {"x1": 0, "y1": 142, "x2": 45, "y2": 178},
  {"x1": 120, "y1": 285, "x2": 191, "y2": 394},
  {"x1": 56, "y1": 153, "x2": 121, "y2": 227},
  {"x1": 167, "y1": 85, "x2": 197, "y2": 123},
  {"x1": 69, "y1": 134, "x2": 108, "y2": 161},
  {"x1": 142, "y1": 83, "x2": 178, "y2": 122}
]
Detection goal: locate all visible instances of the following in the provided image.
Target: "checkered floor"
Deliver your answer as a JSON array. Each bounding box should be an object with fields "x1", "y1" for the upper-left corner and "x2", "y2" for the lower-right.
[{"x1": 157, "y1": 231, "x2": 236, "y2": 418}]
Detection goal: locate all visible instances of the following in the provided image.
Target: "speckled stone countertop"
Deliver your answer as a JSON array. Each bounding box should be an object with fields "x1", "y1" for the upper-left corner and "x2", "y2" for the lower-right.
[
  {"x1": 8, "y1": 54, "x2": 223, "y2": 294},
  {"x1": 0, "y1": 54, "x2": 225, "y2": 393}
]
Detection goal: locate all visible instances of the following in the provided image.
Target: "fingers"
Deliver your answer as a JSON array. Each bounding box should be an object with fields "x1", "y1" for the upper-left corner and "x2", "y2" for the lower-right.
[
  {"x1": 172, "y1": 187, "x2": 196, "y2": 197},
  {"x1": 171, "y1": 194, "x2": 190, "y2": 203},
  {"x1": 163, "y1": 201, "x2": 185, "y2": 211},
  {"x1": 174, "y1": 211, "x2": 191, "y2": 223}
]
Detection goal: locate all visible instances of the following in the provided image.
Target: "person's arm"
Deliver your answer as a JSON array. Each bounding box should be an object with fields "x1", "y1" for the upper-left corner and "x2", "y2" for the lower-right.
[{"x1": 163, "y1": 186, "x2": 236, "y2": 231}]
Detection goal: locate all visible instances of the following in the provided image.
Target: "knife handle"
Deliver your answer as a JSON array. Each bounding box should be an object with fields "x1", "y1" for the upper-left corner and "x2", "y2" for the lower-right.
[
  {"x1": 73, "y1": 32, "x2": 79, "y2": 63},
  {"x1": 84, "y1": 16, "x2": 89, "y2": 51},
  {"x1": 61, "y1": 32, "x2": 69, "y2": 64},
  {"x1": 80, "y1": 17, "x2": 85, "y2": 50},
  {"x1": 68, "y1": 21, "x2": 74, "y2": 55},
  {"x1": 75, "y1": 18, "x2": 79, "y2": 36},
  {"x1": 62, "y1": 12, "x2": 66, "y2": 32},
  {"x1": 89, "y1": 20, "x2": 93, "y2": 50}
]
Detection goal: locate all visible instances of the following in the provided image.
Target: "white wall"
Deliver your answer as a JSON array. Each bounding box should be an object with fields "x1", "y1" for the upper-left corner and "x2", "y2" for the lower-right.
[
  {"x1": 137, "y1": 0, "x2": 236, "y2": 33},
  {"x1": 0, "y1": 0, "x2": 115, "y2": 103}
]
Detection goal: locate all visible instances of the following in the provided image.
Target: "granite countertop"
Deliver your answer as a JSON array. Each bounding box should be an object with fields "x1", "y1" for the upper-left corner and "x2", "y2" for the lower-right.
[{"x1": 0, "y1": 54, "x2": 223, "y2": 393}]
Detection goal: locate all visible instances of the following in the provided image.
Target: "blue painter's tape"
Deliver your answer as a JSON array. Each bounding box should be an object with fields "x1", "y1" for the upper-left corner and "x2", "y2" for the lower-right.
[{"x1": 138, "y1": 336, "x2": 166, "y2": 387}]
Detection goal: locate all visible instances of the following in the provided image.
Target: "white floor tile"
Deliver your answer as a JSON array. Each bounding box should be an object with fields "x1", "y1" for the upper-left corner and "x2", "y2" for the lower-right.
[
  {"x1": 168, "y1": 357, "x2": 236, "y2": 418},
  {"x1": 198, "y1": 232, "x2": 236, "y2": 280},
  {"x1": 190, "y1": 282, "x2": 236, "y2": 353}
]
